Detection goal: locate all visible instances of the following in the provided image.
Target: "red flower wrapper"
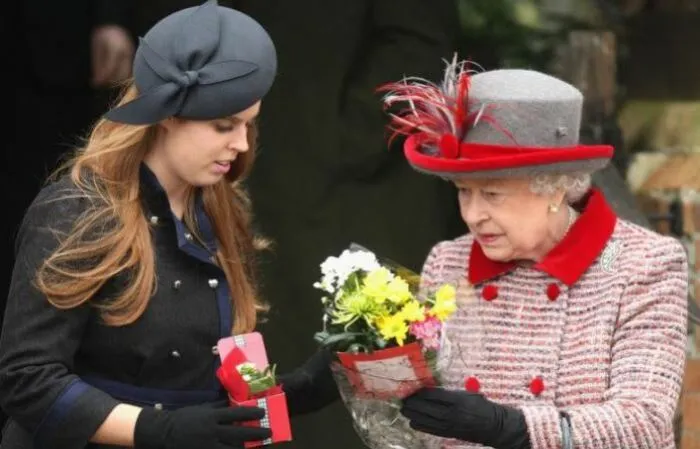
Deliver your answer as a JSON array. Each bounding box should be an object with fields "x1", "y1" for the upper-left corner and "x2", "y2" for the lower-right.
[
  {"x1": 335, "y1": 342, "x2": 437, "y2": 400},
  {"x1": 216, "y1": 332, "x2": 292, "y2": 448}
]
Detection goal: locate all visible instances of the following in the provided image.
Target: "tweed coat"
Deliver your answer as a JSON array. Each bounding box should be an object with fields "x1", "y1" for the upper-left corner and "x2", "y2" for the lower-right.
[{"x1": 419, "y1": 189, "x2": 688, "y2": 449}]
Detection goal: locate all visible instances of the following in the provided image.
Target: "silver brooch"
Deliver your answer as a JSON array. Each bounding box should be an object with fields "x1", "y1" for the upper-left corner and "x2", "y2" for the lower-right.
[{"x1": 600, "y1": 239, "x2": 621, "y2": 272}]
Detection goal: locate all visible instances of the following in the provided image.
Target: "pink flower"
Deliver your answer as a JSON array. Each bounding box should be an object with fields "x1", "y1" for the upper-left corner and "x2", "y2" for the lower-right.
[
  {"x1": 409, "y1": 315, "x2": 442, "y2": 349},
  {"x1": 420, "y1": 336, "x2": 441, "y2": 350}
]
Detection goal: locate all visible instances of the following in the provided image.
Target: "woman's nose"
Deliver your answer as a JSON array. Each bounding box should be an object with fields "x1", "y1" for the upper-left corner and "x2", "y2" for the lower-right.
[
  {"x1": 461, "y1": 197, "x2": 488, "y2": 226},
  {"x1": 228, "y1": 126, "x2": 249, "y2": 152}
]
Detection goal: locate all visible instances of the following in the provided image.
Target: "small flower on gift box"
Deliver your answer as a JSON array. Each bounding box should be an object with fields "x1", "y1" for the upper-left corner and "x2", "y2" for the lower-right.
[
  {"x1": 217, "y1": 347, "x2": 279, "y2": 402},
  {"x1": 237, "y1": 362, "x2": 277, "y2": 396}
]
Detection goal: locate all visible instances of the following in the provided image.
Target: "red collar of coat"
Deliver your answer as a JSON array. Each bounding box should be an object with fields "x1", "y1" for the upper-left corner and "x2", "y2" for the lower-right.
[{"x1": 468, "y1": 189, "x2": 617, "y2": 286}]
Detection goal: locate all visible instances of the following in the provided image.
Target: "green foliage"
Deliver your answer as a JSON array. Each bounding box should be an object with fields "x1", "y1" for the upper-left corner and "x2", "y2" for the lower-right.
[{"x1": 455, "y1": 0, "x2": 586, "y2": 70}]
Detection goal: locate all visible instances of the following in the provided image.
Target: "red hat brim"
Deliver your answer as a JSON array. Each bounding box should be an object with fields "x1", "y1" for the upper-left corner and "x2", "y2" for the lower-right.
[{"x1": 404, "y1": 134, "x2": 613, "y2": 176}]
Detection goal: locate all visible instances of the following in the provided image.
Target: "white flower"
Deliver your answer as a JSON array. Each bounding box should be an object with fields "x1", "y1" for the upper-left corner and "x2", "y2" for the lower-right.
[
  {"x1": 314, "y1": 249, "x2": 381, "y2": 294},
  {"x1": 343, "y1": 249, "x2": 381, "y2": 273}
]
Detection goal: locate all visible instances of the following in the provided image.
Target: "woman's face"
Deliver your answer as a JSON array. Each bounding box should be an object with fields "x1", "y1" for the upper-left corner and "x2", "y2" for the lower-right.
[
  {"x1": 146, "y1": 101, "x2": 260, "y2": 189},
  {"x1": 455, "y1": 176, "x2": 566, "y2": 262}
]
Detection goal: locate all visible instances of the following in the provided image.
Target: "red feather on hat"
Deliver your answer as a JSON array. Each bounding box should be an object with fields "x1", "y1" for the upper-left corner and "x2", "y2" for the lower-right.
[{"x1": 377, "y1": 55, "x2": 514, "y2": 158}]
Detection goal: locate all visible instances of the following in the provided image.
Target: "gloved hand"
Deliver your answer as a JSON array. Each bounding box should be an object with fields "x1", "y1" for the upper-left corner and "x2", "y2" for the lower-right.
[
  {"x1": 134, "y1": 401, "x2": 272, "y2": 449},
  {"x1": 400, "y1": 388, "x2": 530, "y2": 449},
  {"x1": 277, "y1": 348, "x2": 340, "y2": 416}
]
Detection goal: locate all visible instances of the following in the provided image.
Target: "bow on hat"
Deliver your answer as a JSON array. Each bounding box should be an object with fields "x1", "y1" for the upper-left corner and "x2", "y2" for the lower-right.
[{"x1": 105, "y1": 0, "x2": 259, "y2": 124}]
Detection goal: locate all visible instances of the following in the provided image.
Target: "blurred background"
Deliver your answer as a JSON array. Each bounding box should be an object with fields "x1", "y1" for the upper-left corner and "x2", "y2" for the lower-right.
[{"x1": 7, "y1": 0, "x2": 700, "y2": 447}]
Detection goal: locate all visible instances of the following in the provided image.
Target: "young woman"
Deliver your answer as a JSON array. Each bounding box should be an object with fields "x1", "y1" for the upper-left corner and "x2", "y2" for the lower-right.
[{"x1": 0, "y1": 2, "x2": 337, "y2": 448}]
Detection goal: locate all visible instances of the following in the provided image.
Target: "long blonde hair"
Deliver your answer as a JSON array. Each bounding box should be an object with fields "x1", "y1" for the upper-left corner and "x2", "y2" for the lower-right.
[{"x1": 36, "y1": 83, "x2": 266, "y2": 334}]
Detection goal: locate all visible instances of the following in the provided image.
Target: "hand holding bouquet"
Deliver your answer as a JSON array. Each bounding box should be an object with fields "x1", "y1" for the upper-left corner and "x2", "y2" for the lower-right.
[{"x1": 313, "y1": 244, "x2": 457, "y2": 449}]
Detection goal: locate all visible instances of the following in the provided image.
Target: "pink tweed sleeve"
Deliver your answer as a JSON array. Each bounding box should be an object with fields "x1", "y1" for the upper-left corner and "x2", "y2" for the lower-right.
[
  {"x1": 520, "y1": 236, "x2": 689, "y2": 449},
  {"x1": 419, "y1": 241, "x2": 447, "y2": 295}
]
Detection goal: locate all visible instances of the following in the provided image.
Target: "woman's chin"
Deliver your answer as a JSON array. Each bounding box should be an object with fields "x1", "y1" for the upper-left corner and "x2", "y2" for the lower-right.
[{"x1": 481, "y1": 246, "x2": 513, "y2": 263}]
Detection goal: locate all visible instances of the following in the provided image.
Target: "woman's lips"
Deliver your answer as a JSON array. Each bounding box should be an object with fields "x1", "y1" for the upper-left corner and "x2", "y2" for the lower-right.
[
  {"x1": 476, "y1": 233, "x2": 501, "y2": 245},
  {"x1": 212, "y1": 161, "x2": 231, "y2": 174}
]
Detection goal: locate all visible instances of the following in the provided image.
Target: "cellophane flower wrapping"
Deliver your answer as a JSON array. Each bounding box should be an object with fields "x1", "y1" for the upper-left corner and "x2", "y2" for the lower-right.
[{"x1": 313, "y1": 244, "x2": 457, "y2": 449}]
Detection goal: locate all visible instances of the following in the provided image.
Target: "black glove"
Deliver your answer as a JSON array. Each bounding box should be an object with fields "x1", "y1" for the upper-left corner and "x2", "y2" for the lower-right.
[
  {"x1": 134, "y1": 401, "x2": 272, "y2": 449},
  {"x1": 277, "y1": 348, "x2": 340, "y2": 416},
  {"x1": 400, "y1": 388, "x2": 530, "y2": 449}
]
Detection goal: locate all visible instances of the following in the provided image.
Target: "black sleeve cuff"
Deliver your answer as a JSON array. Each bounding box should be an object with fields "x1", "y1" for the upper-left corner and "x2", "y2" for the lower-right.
[
  {"x1": 34, "y1": 379, "x2": 120, "y2": 449},
  {"x1": 279, "y1": 350, "x2": 340, "y2": 416}
]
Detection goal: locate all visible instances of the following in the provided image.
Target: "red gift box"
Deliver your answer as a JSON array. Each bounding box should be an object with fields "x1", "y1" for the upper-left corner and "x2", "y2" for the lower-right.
[
  {"x1": 336, "y1": 342, "x2": 436, "y2": 400},
  {"x1": 216, "y1": 333, "x2": 292, "y2": 448}
]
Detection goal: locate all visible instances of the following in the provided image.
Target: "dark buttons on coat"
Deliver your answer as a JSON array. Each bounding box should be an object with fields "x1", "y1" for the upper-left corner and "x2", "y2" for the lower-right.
[
  {"x1": 481, "y1": 285, "x2": 498, "y2": 301},
  {"x1": 546, "y1": 283, "x2": 560, "y2": 301},
  {"x1": 464, "y1": 376, "x2": 481, "y2": 393},
  {"x1": 530, "y1": 376, "x2": 545, "y2": 396},
  {"x1": 172, "y1": 280, "x2": 182, "y2": 290},
  {"x1": 208, "y1": 279, "x2": 219, "y2": 289}
]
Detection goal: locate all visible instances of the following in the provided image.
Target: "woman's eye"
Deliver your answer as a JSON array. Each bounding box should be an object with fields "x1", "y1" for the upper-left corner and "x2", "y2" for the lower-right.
[
  {"x1": 483, "y1": 191, "x2": 506, "y2": 202},
  {"x1": 214, "y1": 123, "x2": 234, "y2": 133}
]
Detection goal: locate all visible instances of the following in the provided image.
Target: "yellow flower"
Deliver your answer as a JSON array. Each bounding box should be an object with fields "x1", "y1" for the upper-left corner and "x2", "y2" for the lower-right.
[
  {"x1": 398, "y1": 300, "x2": 425, "y2": 323},
  {"x1": 362, "y1": 267, "x2": 394, "y2": 304},
  {"x1": 436, "y1": 284, "x2": 456, "y2": 302},
  {"x1": 386, "y1": 277, "x2": 412, "y2": 304},
  {"x1": 429, "y1": 284, "x2": 457, "y2": 321},
  {"x1": 332, "y1": 292, "x2": 384, "y2": 328},
  {"x1": 376, "y1": 314, "x2": 409, "y2": 346}
]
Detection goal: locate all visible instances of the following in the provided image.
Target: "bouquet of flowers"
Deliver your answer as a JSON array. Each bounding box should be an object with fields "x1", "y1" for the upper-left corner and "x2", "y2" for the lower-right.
[{"x1": 313, "y1": 244, "x2": 456, "y2": 449}]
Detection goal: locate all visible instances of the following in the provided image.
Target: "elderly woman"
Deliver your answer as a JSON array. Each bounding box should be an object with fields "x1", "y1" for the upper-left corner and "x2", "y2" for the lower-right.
[{"x1": 379, "y1": 61, "x2": 689, "y2": 449}]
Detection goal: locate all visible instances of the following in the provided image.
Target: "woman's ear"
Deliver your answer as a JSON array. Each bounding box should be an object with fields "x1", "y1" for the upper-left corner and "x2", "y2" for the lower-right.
[
  {"x1": 546, "y1": 188, "x2": 567, "y2": 213},
  {"x1": 553, "y1": 188, "x2": 567, "y2": 208}
]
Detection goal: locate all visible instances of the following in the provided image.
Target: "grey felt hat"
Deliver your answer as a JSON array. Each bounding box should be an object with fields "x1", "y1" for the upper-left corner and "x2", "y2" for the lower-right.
[
  {"x1": 105, "y1": 0, "x2": 277, "y2": 124},
  {"x1": 380, "y1": 58, "x2": 613, "y2": 178}
]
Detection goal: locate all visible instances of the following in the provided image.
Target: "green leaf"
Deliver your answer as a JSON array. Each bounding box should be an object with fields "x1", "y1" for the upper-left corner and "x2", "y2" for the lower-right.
[
  {"x1": 348, "y1": 343, "x2": 371, "y2": 354},
  {"x1": 248, "y1": 377, "x2": 276, "y2": 394},
  {"x1": 314, "y1": 331, "x2": 330, "y2": 343},
  {"x1": 317, "y1": 331, "x2": 364, "y2": 347}
]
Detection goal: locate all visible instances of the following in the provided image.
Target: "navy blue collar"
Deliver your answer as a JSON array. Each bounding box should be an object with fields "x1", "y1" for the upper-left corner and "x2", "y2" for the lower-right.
[{"x1": 139, "y1": 163, "x2": 218, "y2": 253}]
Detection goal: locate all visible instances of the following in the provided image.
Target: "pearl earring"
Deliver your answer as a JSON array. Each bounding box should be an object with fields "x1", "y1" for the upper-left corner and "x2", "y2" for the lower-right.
[{"x1": 548, "y1": 203, "x2": 560, "y2": 213}]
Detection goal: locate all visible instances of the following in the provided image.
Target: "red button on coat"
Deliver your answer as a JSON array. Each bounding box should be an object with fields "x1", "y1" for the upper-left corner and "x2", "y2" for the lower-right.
[
  {"x1": 546, "y1": 283, "x2": 560, "y2": 301},
  {"x1": 530, "y1": 377, "x2": 545, "y2": 396},
  {"x1": 481, "y1": 285, "x2": 498, "y2": 301},
  {"x1": 464, "y1": 376, "x2": 481, "y2": 393}
]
